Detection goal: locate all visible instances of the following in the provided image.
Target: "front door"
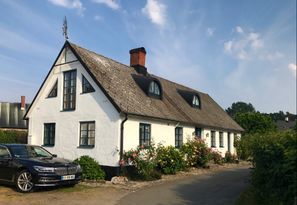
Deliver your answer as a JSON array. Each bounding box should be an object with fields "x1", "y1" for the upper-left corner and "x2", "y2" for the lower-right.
[
  {"x1": 227, "y1": 132, "x2": 231, "y2": 152},
  {"x1": 195, "y1": 127, "x2": 202, "y2": 138}
]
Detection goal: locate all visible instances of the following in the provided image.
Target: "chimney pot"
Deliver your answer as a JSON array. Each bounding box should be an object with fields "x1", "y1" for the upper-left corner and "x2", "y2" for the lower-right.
[
  {"x1": 129, "y1": 47, "x2": 147, "y2": 74},
  {"x1": 21, "y1": 96, "x2": 25, "y2": 110}
]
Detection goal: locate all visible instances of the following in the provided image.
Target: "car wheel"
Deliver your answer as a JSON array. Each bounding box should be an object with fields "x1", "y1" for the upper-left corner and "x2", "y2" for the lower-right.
[{"x1": 15, "y1": 170, "x2": 34, "y2": 193}]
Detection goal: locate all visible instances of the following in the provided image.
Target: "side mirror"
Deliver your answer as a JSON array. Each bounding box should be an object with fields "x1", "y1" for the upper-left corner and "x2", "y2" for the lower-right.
[{"x1": 52, "y1": 154, "x2": 57, "y2": 158}]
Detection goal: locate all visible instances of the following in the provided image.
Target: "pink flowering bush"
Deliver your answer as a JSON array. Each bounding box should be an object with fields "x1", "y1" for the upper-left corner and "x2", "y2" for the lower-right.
[
  {"x1": 224, "y1": 151, "x2": 238, "y2": 163},
  {"x1": 123, "y1": 144, "x2": 161, "y2": 180},
  {"x1": 210, "y1": 149, "x2": 224, "y2": 165},
  {"x1": 180, "y1": 138, "x2": 211, "y2": 168}
]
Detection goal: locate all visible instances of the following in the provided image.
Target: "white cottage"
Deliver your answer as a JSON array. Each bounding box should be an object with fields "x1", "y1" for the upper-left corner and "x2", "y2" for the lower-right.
[{"x1": 25, "y1": 41, "x2": 243, "y2": 177}]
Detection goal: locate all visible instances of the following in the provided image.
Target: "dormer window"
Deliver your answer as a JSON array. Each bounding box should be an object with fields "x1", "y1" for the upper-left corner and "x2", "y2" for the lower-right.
[
  {"x1": 47, "y1": 80, "x2": 58, "y2": 98},
  {"x1": 192, "y1": 95, "x2": 200, "y2": 108},
  {"x1": 149, "y1": 81, "x2": 161, "y2": 96}
]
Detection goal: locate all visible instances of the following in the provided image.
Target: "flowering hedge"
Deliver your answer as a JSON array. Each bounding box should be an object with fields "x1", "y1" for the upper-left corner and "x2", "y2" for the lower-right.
[{"x1": 156, "y1": 145, "x2": 186, "y2": 174}]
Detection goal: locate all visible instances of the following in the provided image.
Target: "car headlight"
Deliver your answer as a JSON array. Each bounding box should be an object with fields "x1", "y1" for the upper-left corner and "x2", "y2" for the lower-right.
[{"x1": 33, "y1": 166, "x2": 55, "y2": 173}]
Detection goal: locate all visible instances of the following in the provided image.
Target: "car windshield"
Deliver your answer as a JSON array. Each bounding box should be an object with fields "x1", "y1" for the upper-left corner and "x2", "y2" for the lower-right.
[{"x1": 10, "y1": 146, "x2": 53, "y2": 158}]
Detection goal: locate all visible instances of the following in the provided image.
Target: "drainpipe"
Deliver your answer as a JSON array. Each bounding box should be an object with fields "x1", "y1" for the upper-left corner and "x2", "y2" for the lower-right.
[{"x1": 119, "y1": 113, "x2": 128, "y2": 170}]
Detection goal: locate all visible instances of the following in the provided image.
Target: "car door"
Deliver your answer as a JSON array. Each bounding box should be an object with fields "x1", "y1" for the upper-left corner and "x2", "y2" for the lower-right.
[{"x1": 0, "y1": 146, "x2": 14, "y2": 181}]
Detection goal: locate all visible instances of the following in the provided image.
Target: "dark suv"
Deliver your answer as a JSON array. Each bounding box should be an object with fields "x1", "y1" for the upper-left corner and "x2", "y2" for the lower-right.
[{"x1": 0, "y1": 144, "x2": 82, "y2": 192}]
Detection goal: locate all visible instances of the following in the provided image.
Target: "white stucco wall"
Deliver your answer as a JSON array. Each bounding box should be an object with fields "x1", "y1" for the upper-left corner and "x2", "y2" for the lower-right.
[
  {"x1": 27, "y1": 48, "x2": 121, "y2": 166},
  {"x1": 123, "y1": 116, "x2": 240, "y2": 156}
]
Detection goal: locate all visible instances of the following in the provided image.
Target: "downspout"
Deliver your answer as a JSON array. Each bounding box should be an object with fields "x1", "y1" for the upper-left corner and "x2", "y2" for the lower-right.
[{"x1": 119, "y1": 113, "x2": 128, "y2": 171}]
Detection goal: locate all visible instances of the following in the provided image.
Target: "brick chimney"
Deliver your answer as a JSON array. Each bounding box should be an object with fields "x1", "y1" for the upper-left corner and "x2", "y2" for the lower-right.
[
  {"x1": 21, "y1": 96, "x2": 25, "y2": 110},
  {"x1": 129, "y1": 47, "x2": 147, "y2": 75}
]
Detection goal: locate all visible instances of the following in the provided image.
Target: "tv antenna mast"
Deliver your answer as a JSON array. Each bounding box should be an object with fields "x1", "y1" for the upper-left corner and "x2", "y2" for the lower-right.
[{"x1": 62, "y1": 16, "x2": 69, "y2": 40}]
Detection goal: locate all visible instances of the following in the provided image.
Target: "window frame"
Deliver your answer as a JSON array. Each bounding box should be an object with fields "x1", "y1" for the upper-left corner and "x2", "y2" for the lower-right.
[
  {"x1": 195, "y1": 127, "x2": 202, "y2": 138},
  {"x1": 175, "y1": 127, "x2": 183, "y2": 148},
  {"x1": 0, "y1": 145, "x2": 12, "y2": 158},
  {"x1": 219, "y1": 132, "x2": 224, "y2": 147},
  {"x1": 192, "y1": 95, "x2": 201, "y2": 108},
  {"x1": 63, "y1": 69, "x2": 77, "y2": 111},
  {"x1": 79, "y1": 121, "x2": 95, "y2": 148},
  {"x1": 43, "y1": 123, "x2": 56, "y2": 147},
  {"x1": 211, "y1": 131, "x2": 216, "y2": 148},
  {"x1": 82, "y1": 75, "x2": 95, "y2": 94},
  {"x1": 47, "y1": 80, "x2": 58, "y2": 98},
  {"x1": 148, "y1": 81, "x2": 161, "y2": 99},
  {"x1": 139, "y1": 123, "x2": 151, "y2": 147}
]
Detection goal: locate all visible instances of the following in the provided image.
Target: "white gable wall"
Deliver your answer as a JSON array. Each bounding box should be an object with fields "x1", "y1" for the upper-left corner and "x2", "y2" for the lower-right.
[{"x1": 27, "y1": 48, "x2": 121, "y2": 167}]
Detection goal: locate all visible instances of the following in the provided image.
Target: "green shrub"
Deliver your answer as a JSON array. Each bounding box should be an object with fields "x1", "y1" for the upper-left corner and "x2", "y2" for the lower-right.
[
  {"x1": 224, "y1": 151, "x2": 238, "y2": 163},
  {"x1": 250, "y1": 131, "x2": 297, "y2": 204},
  {"x1": 180, "y1": 138, "x2": 211, "y2": 168},
  {"x1": 234, "y1": 134, "x2": 254, "y2": 160},
  {"x1": 210, "y1": 150, "x2": 224, "y2": 165},
  {"x1": 123, "y1": 144, "x2": 161, "y2": 181},
  {"x1": 74, "y1": 155, "x2": 105, "y2": 180},
  {"x1": 0, "y1": 130, "x2": 27, "y2": 144},
  {"x1": 156, "y1": 145, "x2": 186, "y2": 174}
]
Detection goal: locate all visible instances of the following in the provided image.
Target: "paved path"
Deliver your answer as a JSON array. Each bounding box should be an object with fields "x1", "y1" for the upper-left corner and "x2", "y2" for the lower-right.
[{"x1": 117, "y1": 167, "x2": 250, "y2": 205}]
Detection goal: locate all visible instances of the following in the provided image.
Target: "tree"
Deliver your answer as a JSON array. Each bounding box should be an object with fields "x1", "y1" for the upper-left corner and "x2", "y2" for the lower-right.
[
  {"x1": 226, "y1": 102, "x2": 255, "y2": 118},
  {"x1": 234, "y1": 112, "x2": 276, "y2": 134}
]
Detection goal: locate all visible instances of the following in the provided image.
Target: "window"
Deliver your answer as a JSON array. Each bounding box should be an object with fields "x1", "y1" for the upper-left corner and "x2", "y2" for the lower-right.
[
  {"x1": 80, "y1": 121, "x2": 95, "y2": 147},
  {"x1": 63, "y1": 70, "x2": 76, "y2": 110},
  {"x1": 192, "y1": 95, "x2": 200, "y2": 108},
  {"x1": 175, "y1": 127, "x2": 183, "y2": 148},
  {"x1": 44, "y1": 123, "x2": 55, "y2": 146},
  {"x1": 139, "y1": 123, "x2": 151, "y2": 146},
  {"x1": 195, "y1": 127, "x2": 202, "y2": 138},
  {"x1": 219, "y1": 132, "x2": 224, "y2": 147},
  {"x1": 0, "y1": 146, "x2": 11, "y2": 158},
  {"x1": 48, "y1": 80, "x2": 58, "y2": 98},
  {"x1": 82, "y1": 75, "x2": 95, "y2": 93},
  {"x1": 211, "y1": 131, "x2": 216, "y2": 147},
  {"x1": 148, "y1": 81, "x2": 161, "y2": 96}
]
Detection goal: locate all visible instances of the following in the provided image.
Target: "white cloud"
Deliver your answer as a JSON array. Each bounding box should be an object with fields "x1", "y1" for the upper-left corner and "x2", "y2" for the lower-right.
[
  {"x1": 92, "y1": 0, "x2": 120, "y2": 10},
  {"x1": 265, "y1": 51, "x2": 284, "y2": 61},
  {"x1": 236, "y1": 26, "x2": 244, "y2": 34},
  {"x1": 288, "y1": 63, "x2": 297, "y2": 78},
  {"x1": 48, "y1": 0, "x2": 85, "y2": 15},
  {"x1": 224, "y1": 27, "x2": 264, "y2": 60},
  {"x1": 206, "y1": 27, "x2": 215, "y2": 37},
  {"x1": 94, "y1": 15, "x2": 103, "y2": 21},
  {"x1": 142, "y1": 0, "x2": 167, "y2": 27}
]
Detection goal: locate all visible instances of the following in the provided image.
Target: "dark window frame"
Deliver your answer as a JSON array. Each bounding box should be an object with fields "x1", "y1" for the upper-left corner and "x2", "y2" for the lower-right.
[
  {"x1": 82, "y1": 75, "x2": 95, "y2": 94},
  {"x1": 43, "y1": 123, "x2": 55, "y2": 146},
  {"x1": 211, "y1": 131, "x2": 216, "y2": 148},
  {"x1": 79, "y1": 121, "x2": 95, "y2": 148},
  {"x1": 63, "y1": 69, "x2": 77, "y2": 111},
  {"x1": 175, "y1": 127, "x2": 183, "y2": 148},
  {"x1": 219, "y1": 132, "x2": 224, "y2": 147},
  {"x1": 139, "y1": 123, "x2": 151, "y2": 147},
  {"x1": 195, "y1": 127, "x2": 202, "y2": 138},
  {"x1": 47, "y1": 80, "x2": 58, "y2": 98},
  {"x1": 192, "y1": 95, "x2": 201, "y2": 108}
]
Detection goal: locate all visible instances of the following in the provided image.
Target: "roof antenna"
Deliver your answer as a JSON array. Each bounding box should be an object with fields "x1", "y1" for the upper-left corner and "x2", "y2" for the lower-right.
[{"x1": 62, "y1": 16, "x2": 69, "y2": 40}]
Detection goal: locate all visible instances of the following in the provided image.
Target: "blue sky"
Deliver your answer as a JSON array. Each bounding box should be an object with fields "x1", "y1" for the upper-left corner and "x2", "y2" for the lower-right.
[{"x1": 0, "y1": 0, "x2": 296, "y2": 114}]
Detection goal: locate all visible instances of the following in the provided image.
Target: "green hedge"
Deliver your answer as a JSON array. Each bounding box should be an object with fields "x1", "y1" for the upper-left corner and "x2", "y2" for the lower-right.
[
  {"x1": 0, "y1": 130, "x2": 27, "y2": 144},
  {"x1": 250, "y1": 131, "x2": 297, "y2": 204},
  {"x1": 74, "y1": 155, "x2": 106, "y2": 180}
]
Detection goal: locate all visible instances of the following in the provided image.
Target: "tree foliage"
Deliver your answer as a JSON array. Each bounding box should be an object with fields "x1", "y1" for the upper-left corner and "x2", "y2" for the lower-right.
[
  {"x1": 234, "y1": 112, "x2": 276, "y2": 134},
  {"x1": 226, "y1": 102, "x2": 256, "y2": 118}
]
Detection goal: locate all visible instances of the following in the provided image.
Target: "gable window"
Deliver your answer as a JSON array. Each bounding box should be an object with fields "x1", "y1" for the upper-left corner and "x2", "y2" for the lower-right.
[
  {"x1": 175, "y1": 127, "x2": 183, "y2": 148},
  {"x1": 219, "y1": 132, "x2": 224, "y2": 147},
  {"x1": 63, "y1": 70, "x2": 76, "y2": 111},
  {"x1": 80, "y1": 121, "x2": 95, "y2": 147},
  {"x1": 192, "y1": 95, "x2": 200, "y2": 108},
  {"x1": 82, "y1": 75, "x2": 95, "y2": 93},
  {"x1": 148, "y1": 81, "x2": 161, "y2": 97},
  {"x1": 44, "y1": 123, "x2": 55, "y2": 146},
  {"x1": 211, "y1": 131, "x2": 216, "y2": 147},
  {"x1": 48, "y1": 80, "x2": 58, "y2": 98},
  {"x1": 139, "y1": 123, "x2": 151, "y2": 146}
]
